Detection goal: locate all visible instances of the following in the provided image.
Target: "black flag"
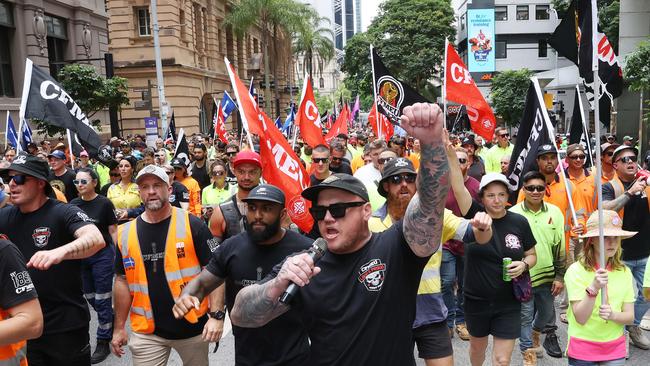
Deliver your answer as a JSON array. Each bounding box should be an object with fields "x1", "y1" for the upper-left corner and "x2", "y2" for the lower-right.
[
  {"x1": 19, "y1": 59, "x2": 102, "y2": 157},
  {"x1": 548, "y1": 0, "x2": 622, "y2": 129},
  {"x1": 174, "y1": 128, "x2": 190, "y2": 167},
  {"x1": 370, "y1": 46, "x2": 429, "y2": 125},
  {"x1": 165, "y1": 112, "x2": 177, "y2": 143},
  {"x1": 506, "y1": 79, "x2": 553, "y2": 191},
  {"x1": 569, "y1": 88, "x2": 594, "y2": 167}
]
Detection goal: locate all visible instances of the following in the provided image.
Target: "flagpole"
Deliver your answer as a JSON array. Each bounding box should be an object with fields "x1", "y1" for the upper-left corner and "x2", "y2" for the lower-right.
[
  {"x1": 4, "y1": 111, "x2": 8, "y2": 150},
  {"x1": 575, "y1": 85, "x2": 594, "y2": 165},
  {"x1": 590, "y1": 0, "x2": 606, "y2": 304},
  {"x1": 66, "y1": 129, "x2": 75, "y2": 168},
  {"x1": 369, "y1": 44, "x2": 382, "y2": 139},
  {"x1": 532, "y1": 77, "x2": 579, "y2": 227},
  {"x1": 443, "y1": 38, "x2": 448, "y2": 130}
]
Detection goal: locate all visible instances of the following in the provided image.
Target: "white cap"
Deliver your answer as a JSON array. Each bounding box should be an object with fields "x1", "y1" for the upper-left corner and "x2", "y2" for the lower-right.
[
  {"x1": 479, "y1": 173, "x2": 510, "y2": 192},
  {"x1": 135, "y1": 164, "x2": 169, "y2": 186}
]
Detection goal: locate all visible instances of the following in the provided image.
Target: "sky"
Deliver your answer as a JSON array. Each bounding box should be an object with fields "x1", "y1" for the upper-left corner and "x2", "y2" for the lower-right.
[{"x1": 361, "y1": 0, "x2": 381, "y2": 31}]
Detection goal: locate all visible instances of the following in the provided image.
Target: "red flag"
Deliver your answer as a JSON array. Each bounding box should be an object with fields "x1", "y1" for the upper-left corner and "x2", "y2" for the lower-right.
[
  {"x1": 213, "y1": 99, "x2": 228, "y2": 144},
  {"x1": 445, "y1": 41, "x2": 496, "y2": 141},
  {"x1": 324, "y1": 104, "x2": 349, "y2": 144},
  {"x1": 225, "y1": 59, "x2": 264, "y2": 136},
  {"x1": 224, "y1": 58, "x2": 314, "y2": 232},
  {"x1": 296, "y1": 74, "x2": 326, "y2": 147},
  {"x1": 368, "y1": 102, "x2": 394, "y2": 141}
]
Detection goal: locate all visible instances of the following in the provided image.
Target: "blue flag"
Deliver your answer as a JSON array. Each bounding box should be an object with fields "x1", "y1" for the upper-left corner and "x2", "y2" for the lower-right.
[
  {"x1": 221, "y1": 91, "x2": 237, "y2": 121},
  {"x1": 282, "y1": 106, "x2": 295, "y2": 133},
  {"x1": 5, "y1": 113, "x2": 19, "y2": 150},
  {"x1": 20, "y1": 120, "x2": 33, "y2": 151},
  {"x1": 274, "y1": 116, "x2": 282, "y2": 129}
]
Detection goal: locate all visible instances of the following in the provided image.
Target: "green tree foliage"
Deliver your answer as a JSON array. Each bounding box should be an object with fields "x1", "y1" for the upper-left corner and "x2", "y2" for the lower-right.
[
  {"x1": 314, "y1": 90, "x2": 333, "y2": 114},
  {"x1": 490, "y1": 69, "x2": 534, "y2": 127},
  {"x1": 341, "y1": 0, "x2": 454, "y2": 112},
  {"x1": 293, "y1": 15, "x2": 335, "y2": 80},
  {"x1": 34, "y1": 64, "x2": 128, "y2": 136},
  {"x1": 624, "y1": 40, "x2": 650, "y2": 92},
  {"x1": 551, "y1": 0, "x2": 619, "y2": 52}
]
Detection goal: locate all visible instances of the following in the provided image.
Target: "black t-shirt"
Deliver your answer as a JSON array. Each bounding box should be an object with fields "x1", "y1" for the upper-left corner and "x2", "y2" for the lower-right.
[
  {"x1": 99, "y1": 182, "x2": 112, "y2": 197},
  {"x1": 602, "y1": 180, "x2": 650, "y2": 260},
  {"x1": 330, "y1": 162, "x2": 353, "y2": 175},
  {"x1": 206, "y1": 230, "x2": 311, "y2": 366},
  {"x1": 463, "y1": 201, "x2": 536, "y2": 303},
  {"x1": 49, "y1": 169, "x2": 78, "y2": 202},
  {"x1": 115, "y1": 214, "x2": 214, "y2": 340},
  {"x1": 265, "y1": 221, "x2": 428, "y2": 365},
  {"x1": 70, "y1": 195, "x2": 118, "y2": 252},
  {"x1": 0, "y1": 199, "x2": 93, "y2": 334},
  {"x1": 170, "y1": 181, "x2": 190, "y2": 208},
  {"x1": 0, "y1": 240, "x2": 38, "y2": 310},
  {"x1": 309, "y1": 174, "x2": 325, "y2": 186},
  {"x1": 191, "y1": 162, "x2": 210, "y2": 190}
]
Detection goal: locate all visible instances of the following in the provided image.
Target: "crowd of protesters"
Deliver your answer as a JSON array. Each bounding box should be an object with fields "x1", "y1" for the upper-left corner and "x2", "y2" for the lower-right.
[{"x1": 1, "y1": 104, "x2": 650, "y2": 366}]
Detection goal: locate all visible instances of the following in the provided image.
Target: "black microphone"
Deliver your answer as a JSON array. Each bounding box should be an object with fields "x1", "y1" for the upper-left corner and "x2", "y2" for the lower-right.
[{"x1": 279, "y1": 238, "x2": 327, "y2": 304}]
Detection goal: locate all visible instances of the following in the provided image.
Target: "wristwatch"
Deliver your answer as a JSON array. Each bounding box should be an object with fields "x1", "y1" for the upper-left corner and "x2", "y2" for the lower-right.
[
  {"x1": 208, "y1": 310, "x2": 226, "y2": 320},
  {"x1": 585, "y1": 286, "x2": 598, "y2": 298}
]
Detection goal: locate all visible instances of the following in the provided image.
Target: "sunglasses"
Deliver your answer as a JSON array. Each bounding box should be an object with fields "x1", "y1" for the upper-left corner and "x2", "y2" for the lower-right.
[
  {"x1": 212, "y1": 171, "x2": 225, "y2": 176},
  {"x1": 331, "y1": 157, "x2": 342, "y2": 162},
  {"x1": 617, "y1": 156, "x2": 637, "y2": 164},
  {"x1": 309, "y1": 201, "x2": 366, "y2": 221},
  {"x1": 523, "y1": 185, "x2": 545, "y2": 193},
  {"x1": 388, "y1": 174, "x2": 417, "y2": 185},
  {"x1": 568, "y1": 154, "x2": 586, "y2": 161},
  {"x1": 378, "y1": 157, "x2": 394, "y2": 165},
  {"x1": 313, "y1": 157, "x2": 329, "y2": 164},
  {"x1": 458, "y1": 158, "x2": 467, "y2": 164},
  {"x1": 499, "y1": 133, "x2": 510, "y2": 138},
  {"x1": 73, "y1": 179, "x2": 89, "y2": 185},
  {"x1": 9, "y1": 174, "x2": 28, "y2": 185},
  {"x1": 110, "y1": 173, "x2": 121, "y2": 177}
]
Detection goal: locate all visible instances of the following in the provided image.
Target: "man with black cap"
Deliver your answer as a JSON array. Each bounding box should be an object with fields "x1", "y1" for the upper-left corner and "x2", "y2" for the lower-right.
[
  {"x1": 461, "y1": 135, "x2": 485, "y2": 181},
  {"x1": 209, "y1": 150, "x2": 262, "y2": 241},
  {"x1": 48, "y1": 149, "x2": 77, "y2": 202},
  {"x1": 603, "y1": 144, "x2": 650, "y2": 349},
  {"x1": 0, "y1": 152, "x2": 105, "y2": 365},
  {"x1": 171, "y1": 157, "x2": 202, "y2": 217},
  {"x1": 229, "y1": 102, "x2": 451, "y2": 365},
  {"x1": 173, "y1": 184, "x2": 312, "y2": 365},
  {"x1": 370, "y1": 157, "x2": 469, "y2": 365},
  {"x1": 111, "y1": 165, "x2": 223, "y2": 365}
]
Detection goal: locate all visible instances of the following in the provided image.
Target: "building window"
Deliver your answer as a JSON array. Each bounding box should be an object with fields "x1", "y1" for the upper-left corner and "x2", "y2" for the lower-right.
[
  {"x1": 0, "y1": 2, "x2": 14, "y2": 97},
  {"x1": 460, "y1": 14, "x2": 465, "y2": 30},
  {"x1": 0, "y1": 1, "x2": 13, "y2": 27},
  {"x1": 45, "y1": 15, "x2": 67, "y2": 39},
  {"x1": 495, "y1": 6, "x2": 508, "y2": 21},
  {"x1": 179, "y1": 9, "x2": 186, "y2": 41},
  {"x1": 319, "y1": 77, "x2": 324, "y2": 89},
  {"x1": 496, "y1": 40, "x2": 507, "y2": 59},
  {"x1": 538, "y1": 39, "x2": 548, "y2": 57},
  {"x1": 516, "y1": 5, "x2": 529, "y2": 20},
  {"x1": 536, "y1": 5, "x2": 550, "y2": 20},
  {"x1": 136, "y1": 7, "x2": 151, "y2": 36},
  {"x1": 45, "y1": 15, "x2": 67, "y2": 79}
]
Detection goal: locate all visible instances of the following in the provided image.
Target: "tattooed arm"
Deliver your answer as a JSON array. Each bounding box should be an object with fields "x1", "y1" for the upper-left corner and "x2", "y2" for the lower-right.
[
  {"x1": 400, "y1": 103, "x2": 449, "y2": 257},
  {"x1": 230, "y1": 252, "x2": 321, "y2": 327},
  {"x1": 27, "y1": 224, "x2": 104, "y2": 270}
]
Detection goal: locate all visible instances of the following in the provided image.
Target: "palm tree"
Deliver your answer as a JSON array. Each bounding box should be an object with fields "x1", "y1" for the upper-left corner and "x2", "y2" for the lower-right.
[
  {"x1": 293, "y1": 15, "x2": 335, "y2": 85},
  {"x1": 225, "y1": 0, "x2": 313, "y2": 116}
]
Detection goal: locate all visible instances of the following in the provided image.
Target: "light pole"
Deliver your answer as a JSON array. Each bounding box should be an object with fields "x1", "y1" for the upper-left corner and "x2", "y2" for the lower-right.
[{"x1": 151, "y1": 0, "x2": 168, "y2": 137}]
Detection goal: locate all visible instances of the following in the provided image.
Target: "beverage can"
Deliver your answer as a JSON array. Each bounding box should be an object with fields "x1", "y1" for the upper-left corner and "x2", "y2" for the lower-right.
[{"x1": 503, "y1": 257, "x2": 512, "y2": 282}]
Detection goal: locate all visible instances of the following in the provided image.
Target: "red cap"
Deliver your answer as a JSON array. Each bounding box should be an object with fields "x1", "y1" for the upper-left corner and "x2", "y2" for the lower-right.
[{"x1": 233, "y1": 150, "x2": 262, "y2": 169}]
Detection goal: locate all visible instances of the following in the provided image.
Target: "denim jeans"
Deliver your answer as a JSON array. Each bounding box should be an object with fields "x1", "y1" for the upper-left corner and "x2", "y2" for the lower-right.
[
  {"x1": 623, "y1": 256, "x2": 650, "y2": 326},
  {"x1": 519, "y1": 283, "x2": 558, "y2": 352},
  {"x1": 568, "y1": 357, "x2": 625, "y2": 366},
  {"x1": 441, "y1": 248, "x2": 465, "y2": 328}
]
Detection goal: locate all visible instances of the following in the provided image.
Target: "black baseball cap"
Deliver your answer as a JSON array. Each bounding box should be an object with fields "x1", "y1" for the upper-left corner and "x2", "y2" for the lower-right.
[
  {"x1": 461, "y1": 135, "x2": 478, "y2": 148},
  {"x1": 377, "y1": 158, "x2": 417, "y2": 197},
  {"x1": 536, "y1": 144, "x2": 558, "y2": 158},
  {"x1": 241, "y1": 184, "x2": 285, "y2": 205},
  {"x1": 0, "y1": 152, "x2": 54, "y2": 196},
  {"x1": 302, "y1": 173, "x2": 369, "y2": 202},
  {"x1": 170, "y1": 158, "x2": 186, "y2": 168}
]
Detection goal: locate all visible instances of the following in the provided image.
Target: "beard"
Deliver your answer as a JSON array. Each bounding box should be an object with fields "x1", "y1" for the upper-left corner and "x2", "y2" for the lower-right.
[
  {"x1": 145, "y1": 198, "x2": 165, "y2": 211},
  {"x1": 244, "y1": 217, "x2": 282, "y2": 243}
]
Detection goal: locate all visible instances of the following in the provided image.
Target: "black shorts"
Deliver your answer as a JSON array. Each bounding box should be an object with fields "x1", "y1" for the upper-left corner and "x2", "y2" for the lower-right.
[
  {"x1": 412, "y1": 321, "x2": 453, "y2": 359},
  {"x1": 464, "y1": 298, "x2": 521, "y2": 339},
  {"x1": 27, "y1": 326, "x2": 91, "y2": 366}
]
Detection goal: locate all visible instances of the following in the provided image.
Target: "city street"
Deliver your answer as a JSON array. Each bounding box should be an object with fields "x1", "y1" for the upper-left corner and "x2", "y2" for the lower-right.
[{"x1": 93, "y1": 306, "x2": 650, "y2": 365}]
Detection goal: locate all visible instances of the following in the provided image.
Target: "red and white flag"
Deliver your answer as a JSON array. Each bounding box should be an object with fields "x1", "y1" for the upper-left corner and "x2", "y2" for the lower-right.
[
  {"x1": 225, "y1": 58, "x2": 314, "y2": 232},
  {"x1": 445, "y1": 41, "x2": 496, "y2": 141},
  {"x1": 324, "y1": 104, "x2": 349, "y2": 144},
  {"x1": 213, "y1": 98, "x2": 228, "y2": 144},
  {"x1": 296, "y1": 74, "x2": 326, "y2": 148},
  {"x1": 368, "y1": 101, "x2": 393, "y2": 141}
]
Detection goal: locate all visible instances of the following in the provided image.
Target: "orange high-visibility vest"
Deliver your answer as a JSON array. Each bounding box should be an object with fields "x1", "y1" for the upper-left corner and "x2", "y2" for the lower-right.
[
  {"x1": 0, "y1": 309, "x2": 28, "y2": 366},
  {"x1": 117, "y1": 207, "x2": 208, "y2": 334}
]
